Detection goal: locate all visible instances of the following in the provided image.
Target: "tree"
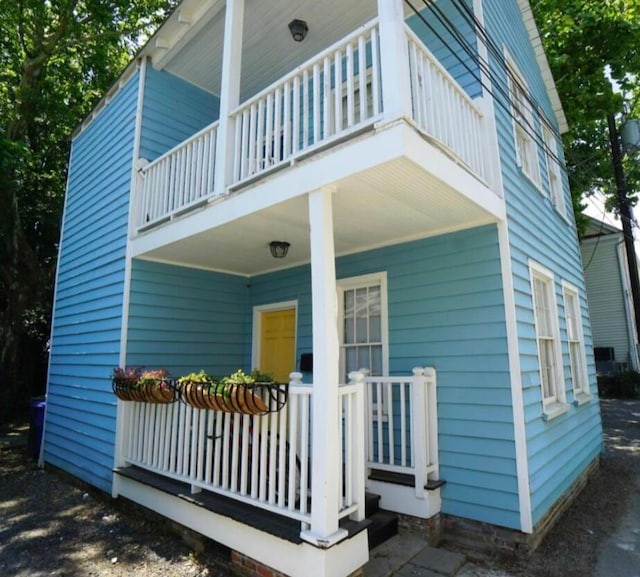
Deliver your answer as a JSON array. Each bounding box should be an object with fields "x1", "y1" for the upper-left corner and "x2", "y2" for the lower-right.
[
  {"x1": 0, "y1": 0, "x2": 175, "y2": 415},
  {"x1": 531, "y1": 0, "x2": 640, "y2": 232}
]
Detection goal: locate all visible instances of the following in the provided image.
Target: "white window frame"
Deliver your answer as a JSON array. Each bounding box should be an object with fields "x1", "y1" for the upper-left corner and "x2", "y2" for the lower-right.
[
  {"x1": 337, "y1": 272, "x2": 389, "y2": 382},
  {"x1": 529, "y1": 261, "x2": 568, "y2": 420},
  {"x1": 542, "y1": 122, "x2": 567, "y2": 218},
  {"x1": 562, "y1": 282, "x2": 590, "y2": 405},
  {"x1": 506, "y1": 53, "x2": 541, "y2": 187}
]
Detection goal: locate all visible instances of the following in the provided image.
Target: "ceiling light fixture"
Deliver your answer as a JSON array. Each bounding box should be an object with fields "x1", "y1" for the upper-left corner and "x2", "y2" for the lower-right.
[
  {"x1": 269, "y1": 241, "x2": 290, "y2": 258},
  {"x1": 288, "y1": 19, "x2": 309, "y2": 42}
]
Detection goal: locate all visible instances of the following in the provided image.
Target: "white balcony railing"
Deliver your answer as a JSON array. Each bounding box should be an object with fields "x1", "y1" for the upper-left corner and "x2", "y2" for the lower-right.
[
  {"x1": 364, "y1": 367, "x2": 438, "y2": 497},
  {"x1": 230, "y1": 19, "x2": 382, "y2": 184},
  {"x1": 134, "y1": 21, "x2": 491, "y2": 231},
  {"x1": 405, "y1": 26, "x2": 488, "y2": 183},
  {"x1": 122, "y1": 372, "x2": 367, "y2": 527},
  {"x1": 137, "y1": 121, "x2": 219, "y2": 229}
]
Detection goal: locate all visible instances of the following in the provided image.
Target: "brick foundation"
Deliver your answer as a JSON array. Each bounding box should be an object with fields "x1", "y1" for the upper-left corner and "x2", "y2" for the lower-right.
[
  {"x1": 441, "y1": 456, "x2": 600, "y2": 559},
  {"x1": 397, "y1": 512, "x2": 443, "y2": 546}
]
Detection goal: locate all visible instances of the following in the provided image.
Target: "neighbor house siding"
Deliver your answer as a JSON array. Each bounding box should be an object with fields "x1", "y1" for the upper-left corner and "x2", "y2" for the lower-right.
[
  {"x1": 581, "y1": 235, "x2": 630, "y2": 365},
  {"x1": 483, "y1": 0, "x2": 602, "y2": 526},
  {"x1": 126, "y1": 260, "x2": 250, "y2": 377},
  {"x1": 139, "y1": 67, "x2": 220, "y2": 162},
  {"x1": 43, "y1": 72, "x2": 140, "y2": 493},
  {"x1": 250, "y1": 225, "x2": 520, "y2": 529}
]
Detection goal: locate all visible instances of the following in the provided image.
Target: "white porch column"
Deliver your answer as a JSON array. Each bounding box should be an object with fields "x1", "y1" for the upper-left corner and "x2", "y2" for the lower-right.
[
  {"x1": 301, "y1": 186, "x2": 347, "y2": 547},
  {"x1": 214, "y1": 0, "x2": 244, "y2": 196},
  {"x1": 377, "y1": 0, "x2": 412, "y2": 120}
]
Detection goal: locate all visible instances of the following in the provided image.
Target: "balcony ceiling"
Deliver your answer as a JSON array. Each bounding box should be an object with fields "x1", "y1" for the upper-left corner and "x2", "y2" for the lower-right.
[
  {"x1": 154, "y1": 0, "x2": 387, "y2": 101},
  {"x1": 136, "y1": 157, "x2": 497, "y2": 277}
]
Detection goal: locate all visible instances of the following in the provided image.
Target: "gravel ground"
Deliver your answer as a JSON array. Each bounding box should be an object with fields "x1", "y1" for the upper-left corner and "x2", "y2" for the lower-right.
[{"x1": 0, "y1": 398, "x2": 638, "y2": 577}]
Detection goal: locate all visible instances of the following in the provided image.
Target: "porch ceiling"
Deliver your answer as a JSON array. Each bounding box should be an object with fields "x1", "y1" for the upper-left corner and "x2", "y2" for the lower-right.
[
  {"x1": 137, "y1": 157, "x2": 497, "y2": 276},
  {"x1": 156, "y1": 0, "x2": 410, "y2": 101}
]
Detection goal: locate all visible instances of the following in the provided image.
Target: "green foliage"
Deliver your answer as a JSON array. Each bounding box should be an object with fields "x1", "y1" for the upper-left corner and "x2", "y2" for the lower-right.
[
  {"x1": 0, "y1": 0, "x2": 176, "y2": 408},
  {"x1": 532, "y1": 0, "x2": 640, "y2": 227}
]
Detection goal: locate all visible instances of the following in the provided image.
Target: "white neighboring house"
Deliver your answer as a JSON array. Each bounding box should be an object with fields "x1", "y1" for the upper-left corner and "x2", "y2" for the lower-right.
[{"x1": 581, "y1": 216, "x2": 640, "y2": 373}]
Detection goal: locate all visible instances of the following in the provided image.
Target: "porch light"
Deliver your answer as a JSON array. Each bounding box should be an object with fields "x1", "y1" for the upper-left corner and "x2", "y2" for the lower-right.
[
  {"x1": 288, "y1": 19, "x2": 308, "y2": 42},
  {"x1": 269, "y1": 241, "x2": 290, "y2": 258}
]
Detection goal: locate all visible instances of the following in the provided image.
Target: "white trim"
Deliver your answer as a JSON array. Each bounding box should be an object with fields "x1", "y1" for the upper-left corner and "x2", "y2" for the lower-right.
[
  {"x1": 528, "y1": 259, "x2": 567, "y2": 413},
  {"x1": 616, "y1": 241, "x2": 640, "y2": 370},
  {"x1": 251, "y1": 300, "x2": 298, "y2": 374},
  {"x1": 497, "y1": 223, "x2": 532, "y2": 533},
  {"x1": 114, "y1": 59, "x2": 147, "y2": 480},
  {"x1": 516, "y1": 0, "x2": 568, "y2": 134},
  {"x1": 336, "y1": 272, "x2": 389, "y2": 381},
  {"x1": 39, "y1": 132, "x2": 81, "y2": 468},
  {"x1": 561, "y1": 280, "x2": 590, "y2": 403},
  {"x1": 117, "y1": 475, "x2": 369, "y2": 577}
]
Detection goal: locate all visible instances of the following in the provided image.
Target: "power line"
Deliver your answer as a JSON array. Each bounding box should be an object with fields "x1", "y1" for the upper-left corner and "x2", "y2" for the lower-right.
[{"x1": 405, "y1": 0, "x2": 566, "y2": 171}]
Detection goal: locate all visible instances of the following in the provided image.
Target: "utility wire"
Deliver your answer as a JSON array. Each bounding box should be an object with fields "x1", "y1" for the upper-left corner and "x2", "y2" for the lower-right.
[{"x1": 405, "y1": 0, "x2": 566, "y2": 170}]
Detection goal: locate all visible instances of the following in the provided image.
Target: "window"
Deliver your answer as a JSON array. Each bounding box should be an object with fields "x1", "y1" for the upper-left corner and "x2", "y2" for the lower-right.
[
  {"x1": 337, "y1": 273, "x2": 388, "y2": 382},
  {"x1": 542, "y1": 124, "x2": 566, "y2": 217},
  {"x1": 506, "y1": 57, "x2": 540, "y2": 186},
  {"x1": 530, "y1": 262, "x2": 567, "y2": 418},
  {"x1": 563, "y1": 283, "x2": 590, "y2": 403}
]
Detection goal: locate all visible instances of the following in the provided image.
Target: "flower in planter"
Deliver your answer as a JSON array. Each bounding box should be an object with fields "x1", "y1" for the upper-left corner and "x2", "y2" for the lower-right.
[
  {"x1": 138, "y1": 368, "x2": 171, "y2": 388},
  {"x1": 111, "y1": 366, "x2": 142, "y2": 387}
]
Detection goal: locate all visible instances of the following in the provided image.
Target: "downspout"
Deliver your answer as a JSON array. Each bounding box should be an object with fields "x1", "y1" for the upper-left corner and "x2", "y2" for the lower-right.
[{"x1": 616, "y1": 240, "x2": 640, "y2": 370}]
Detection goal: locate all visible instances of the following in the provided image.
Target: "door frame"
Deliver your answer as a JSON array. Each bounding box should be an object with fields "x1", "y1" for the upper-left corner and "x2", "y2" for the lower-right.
[{"x1": 251, "y1": 300, "x2": 298, "y2": 378}]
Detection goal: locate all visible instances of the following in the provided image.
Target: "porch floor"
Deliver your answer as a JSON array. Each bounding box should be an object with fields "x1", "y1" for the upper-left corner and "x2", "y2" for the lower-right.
[{"x1": 114, "y1": 466, "x2": 372, "y2": 545}]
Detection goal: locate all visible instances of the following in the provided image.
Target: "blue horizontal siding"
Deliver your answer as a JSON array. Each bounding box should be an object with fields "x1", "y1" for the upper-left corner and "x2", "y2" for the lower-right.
[
  {"x1": 483, "y1": 0, "x2": 603, "y2": 527},
  {"x1": 125, "y1": 260, "x2": 250, "y2": 377},
  {"x1": 407, "y1": 0, "x2": 482, "y2": 100},
  {"x1": 251, "y1": 225, "x2": 519, "y2": 529},
  {"x1": 43, "y1": 72, "x2": 140, "y2": 492},
  {"x1": 140, "y1": 68, "x2": 220, "y2": 162}
]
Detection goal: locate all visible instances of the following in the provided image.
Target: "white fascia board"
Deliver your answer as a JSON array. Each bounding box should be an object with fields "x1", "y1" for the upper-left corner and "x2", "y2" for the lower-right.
[
  {"x1": 517, "y1": 0, "x2": 569, "y2": 134},
  {"x1": 73, "y1": 0, "x2": 222, "y2": 138}
]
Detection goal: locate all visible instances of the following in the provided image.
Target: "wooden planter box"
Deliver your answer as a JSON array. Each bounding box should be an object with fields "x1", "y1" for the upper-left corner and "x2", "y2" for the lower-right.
[{"x1": 177, "y1": 381, "x2": 287, "y2": 415}]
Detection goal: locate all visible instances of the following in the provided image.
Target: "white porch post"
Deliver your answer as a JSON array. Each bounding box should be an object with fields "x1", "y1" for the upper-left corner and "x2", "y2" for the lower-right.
[
  {"x1": 377, "y1": 0, "x2": 412, "y2": 120},
  {"x1": 301, "y1": 186, "x2": 348, "y2": 547},
  {"x1": 214, "y1": 0, "x2": 244, "y2": 196}
]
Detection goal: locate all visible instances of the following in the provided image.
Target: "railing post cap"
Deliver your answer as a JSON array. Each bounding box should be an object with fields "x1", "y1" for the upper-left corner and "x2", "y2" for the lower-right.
[
  {"x1": 358, "y1": 367, "x2": 370, "y2": 376},
  {"x1": 348, "y1": 371, "x2": 365, "y2": 382},
  {"x1": 423, "y1": 366, "x2": 436, "y2": 378},
  {"x1": 289, "y1": 372, "x2": 303, "y2": 383},
  {"x1": 412, "y1": 367, "x2": 425, "y2": 376}
]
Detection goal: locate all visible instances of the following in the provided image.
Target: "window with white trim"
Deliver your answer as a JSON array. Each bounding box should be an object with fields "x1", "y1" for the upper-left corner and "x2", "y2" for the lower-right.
[
  {"x1": 337, "y1": 272, "x2": 388, "y2": 382},
  {"x1": 530, "y1": 262, "x2": 565, "y2": 412},
  {"x1": 506, "y1": 57, "x2": 540, "y2": 186},
  {"x1": 543, "y1": 123, "x2": 566, "y2": 217},
  {"x1": 562, "y1": 283, "x2": 589, "y2": 401}
]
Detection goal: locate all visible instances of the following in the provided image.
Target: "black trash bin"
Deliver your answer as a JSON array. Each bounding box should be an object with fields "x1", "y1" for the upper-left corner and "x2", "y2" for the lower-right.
[{"x1": 28, "y1": 397, "x2": 46, "y2": 459}]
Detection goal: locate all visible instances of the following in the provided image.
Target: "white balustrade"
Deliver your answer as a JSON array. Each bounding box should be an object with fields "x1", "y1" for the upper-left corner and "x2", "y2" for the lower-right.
[
  {"x1": 230, "y1": 19, "x2": 382, "y2": 184},
  {"x1": 137, "y1": 121, "x2": 219, "y2": 229},
  {"x1": 124, "y1": 379, "x2": 312, "y2": 523},
  {"x1": 405, "y1": 26, "x2": 488, "y2": 183},
  {"x1": 364, "y1": 367, "x2": 438, "y2": 495},
  {"x1": 122, "y1": 371, "x2": 370, "y2": 528}
]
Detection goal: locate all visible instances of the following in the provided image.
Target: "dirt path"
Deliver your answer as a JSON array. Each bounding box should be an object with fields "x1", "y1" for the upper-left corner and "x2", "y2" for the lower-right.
[{"x1": 0, "y1": 399, "x2": 638, "y2": 577}]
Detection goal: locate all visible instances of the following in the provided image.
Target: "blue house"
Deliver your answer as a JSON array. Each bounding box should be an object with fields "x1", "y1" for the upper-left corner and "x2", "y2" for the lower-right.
[{"x1": 42, "y1": 0, "x2": 603, "y2": 575}]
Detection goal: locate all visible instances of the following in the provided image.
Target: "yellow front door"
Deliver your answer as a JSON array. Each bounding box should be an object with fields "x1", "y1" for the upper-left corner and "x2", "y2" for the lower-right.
[{"x1": 259, "y1": 308, "x2": 296, "y2": 383}]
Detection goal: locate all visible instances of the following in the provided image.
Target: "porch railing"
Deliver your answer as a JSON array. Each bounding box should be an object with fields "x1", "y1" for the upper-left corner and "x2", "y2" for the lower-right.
[
  {"x1": 405, "y1": 26, "x2": 489, "y2": 183},
  {"x1": 122, "y1": 372, "x2": 366, "y2": 526},
  {"x1": 229, "y1": 19, "x2": 382, "y2": 185},
  {"x1": 364, "y1": 367, "x2": 438, "y2": 497},
  {"x1": 136, "y1": 121, "x2": 219, "y2": 229}
]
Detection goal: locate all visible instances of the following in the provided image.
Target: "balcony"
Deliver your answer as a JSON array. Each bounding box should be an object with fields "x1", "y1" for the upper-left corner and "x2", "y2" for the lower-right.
[{"x1": 134, "y1": 17, "x2": 498, "y2": 246}]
